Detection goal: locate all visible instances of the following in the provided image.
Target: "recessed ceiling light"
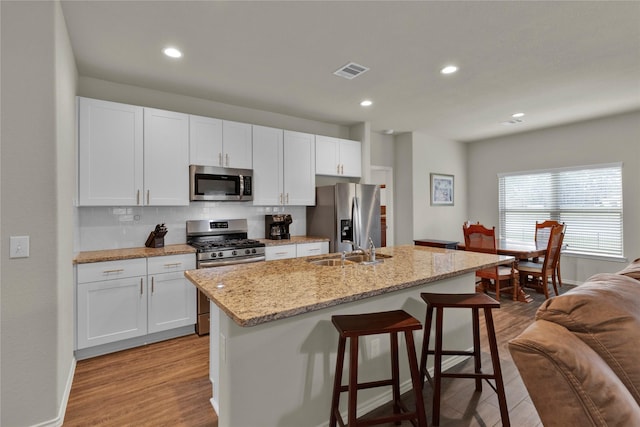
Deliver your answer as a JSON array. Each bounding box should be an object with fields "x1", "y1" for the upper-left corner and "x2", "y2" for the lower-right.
[
  {"x1": 360, "y1": 100, "x2": 373, "y2": 107},
  {"x1": 163, "y1": 47, "x2": 182, "y2": 58},
  {"x1": 512, "y1": 112, "x2": 525, "y2": 118},
  {"x1": 440, "y1": 65, "x2": 458, "y2": 75}
]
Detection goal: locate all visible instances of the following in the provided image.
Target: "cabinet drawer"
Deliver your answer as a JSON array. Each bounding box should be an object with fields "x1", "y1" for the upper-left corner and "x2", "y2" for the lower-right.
[
  {"x1": 265, "y1": 245, "x2": 296, "y2": 261},
  {"x1": 147, "y1": 254, "x2": 195, "y2": 274},
  {"x1": 77, "y1": 258, "x2": 147, "y2": 284},
  {"x1": 296, "y1": 242, "x2": 328, "y2": 258}
]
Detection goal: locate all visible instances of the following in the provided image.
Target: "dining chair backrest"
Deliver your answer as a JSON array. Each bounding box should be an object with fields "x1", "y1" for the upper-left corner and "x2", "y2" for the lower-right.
[
  {"x1": 543, "y1": 224, "x2": 564, "y2": 272},
  {"x1": 463, "y1": 223, "x2": 497, "y2": 255},
  {"x1": 535, "y1": 220, "x2": 566, "y2": 247}
]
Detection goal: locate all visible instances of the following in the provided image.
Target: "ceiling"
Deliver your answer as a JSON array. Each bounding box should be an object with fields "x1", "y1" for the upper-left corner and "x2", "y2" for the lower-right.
[{"x1": 60, "y1": 1, "x2": 640, "y2": 142}]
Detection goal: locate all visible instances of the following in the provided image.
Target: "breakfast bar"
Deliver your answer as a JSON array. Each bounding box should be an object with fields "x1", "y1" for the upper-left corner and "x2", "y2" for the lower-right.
[{"x1": 185, "y1": 245, "x2": 513, "y2": 427}]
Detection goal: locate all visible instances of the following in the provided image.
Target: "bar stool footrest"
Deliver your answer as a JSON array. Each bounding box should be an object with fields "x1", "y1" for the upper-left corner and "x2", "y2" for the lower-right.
[{"x1": 338, "y1": 378, "x2": 394, "y2": 393}]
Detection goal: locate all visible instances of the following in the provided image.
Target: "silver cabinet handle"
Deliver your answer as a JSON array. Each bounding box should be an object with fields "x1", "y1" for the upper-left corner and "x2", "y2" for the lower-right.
[
  {"x1": 280, "y1": 193, "x2": 283, "y2": 205},
  {"x1": 341, "y1": 164, "x2": 344, "y2": 175},
  {"x1": 219, "y1": 152, "x2": 223, "y2": 166},
  {"x1": 140, "y1": 278, "x2": 143, "y2": 295},
  {"x1": 225, "y1": 153, "x2": 229, "y2": 167},
  {"x1": 137, "y1": 190, "x2": 140, "y2": 205},
  {"x1": 147, "y1": 190, "x2": 150, "y2": 205},
  {"x1": 337, "y1": 164, "x2": 341, "y2": 174},
  {"x1": 151, "y1": 277, "x2": 155, "y2": 294},
  {"x1": 286, "y1": 193, "x2": 289, "y2": 204},
  {"x1": 164, "y1": 262, "x2": 182, "y2": 268},
  {"x1": 103, "y1": 268, "x2": 124, "y2": 274}
]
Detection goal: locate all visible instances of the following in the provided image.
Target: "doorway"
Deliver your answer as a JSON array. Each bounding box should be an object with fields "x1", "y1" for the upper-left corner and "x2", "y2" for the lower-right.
[{"x1": 370, "y1": 166, "x2": 394, "y2": 247}]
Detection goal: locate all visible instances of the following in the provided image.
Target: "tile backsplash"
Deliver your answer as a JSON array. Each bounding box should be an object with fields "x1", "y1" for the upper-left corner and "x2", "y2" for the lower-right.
[{"x1": 76, "y1": 203, "x2": 307, "y2": 252}]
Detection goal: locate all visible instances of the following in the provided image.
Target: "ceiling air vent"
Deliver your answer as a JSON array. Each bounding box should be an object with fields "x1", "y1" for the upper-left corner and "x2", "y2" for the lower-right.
[{"x1": 333, "y1": 62, "x2": 370, "y2": 80}]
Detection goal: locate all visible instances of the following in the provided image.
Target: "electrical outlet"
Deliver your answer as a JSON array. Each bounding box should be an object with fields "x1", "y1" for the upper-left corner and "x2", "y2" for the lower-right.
[
  {"x1": 10, "y1": 236, "x2": 30, "y2": 258},
  {"x1": 371, "y1": 337, "x2": 380, "y2": 358}
]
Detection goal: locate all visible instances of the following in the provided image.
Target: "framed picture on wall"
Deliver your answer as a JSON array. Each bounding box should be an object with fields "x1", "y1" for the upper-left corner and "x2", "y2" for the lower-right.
[{"x1": 430, "y1": 173, "x2": 454, "y2": 206}]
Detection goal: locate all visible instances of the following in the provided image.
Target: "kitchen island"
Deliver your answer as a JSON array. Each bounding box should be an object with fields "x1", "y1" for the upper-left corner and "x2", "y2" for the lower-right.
[{"x1": 185, "y1": 245, "x2": 513, "y2": 427}]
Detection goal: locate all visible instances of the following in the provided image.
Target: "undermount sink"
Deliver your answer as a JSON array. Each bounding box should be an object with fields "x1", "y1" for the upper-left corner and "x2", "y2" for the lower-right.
[{"x1": 307, "y1": 253, "x2": 392, "y2": 266}]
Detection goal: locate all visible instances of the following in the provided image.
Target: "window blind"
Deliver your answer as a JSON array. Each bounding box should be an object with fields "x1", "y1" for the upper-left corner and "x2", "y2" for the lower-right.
[{"x1": 498, "y1": 163, "x2": 623, "y2": 257}]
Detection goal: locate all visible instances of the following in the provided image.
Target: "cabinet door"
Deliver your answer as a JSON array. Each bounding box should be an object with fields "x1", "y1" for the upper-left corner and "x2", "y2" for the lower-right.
[
  {"x1": 252, "y1": 125, "x2": 284, "y2": 205},
  {"x1": 265, "y1": 245, "x2": 297, "y2": 261},
  {"x1": 77, "y1": 276, "x2": 147, "y2": 349},
  {"x1": 283, "y1": 131, "x2": 315, "y2": 206},
  {"x1": 144, "y1": 108, "x2": 190, "y2": 206},
  {"x1": 296, "y1": 242, "x2": 329, "y2": 258},
  {"x1": 148, "y1": 271, "x2": 196, "y2": 333},
  {"x1": 78, "y1": 97, "x2": 143, "y2": 206},
  {"x1": 190, "y1": 115, "x2": 223, "y2": 167},
  {"x1": 339, "y1": 139, "x2": 362, "y2": 178},
  {"x1": 222, "y1": 120, "x2": 253, "y2": 169},
  {"x1": 315, "y1": 135, "x2": 340, "y2": 176}
]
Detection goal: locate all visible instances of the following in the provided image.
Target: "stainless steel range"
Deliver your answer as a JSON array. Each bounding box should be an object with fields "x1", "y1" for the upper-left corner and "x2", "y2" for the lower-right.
[
  {"x1": 187, "y1": 219, "x2": 266, "y2": 335},
  {"x1": 187, "y1": 219, "x2": 266, "y2": 268}
]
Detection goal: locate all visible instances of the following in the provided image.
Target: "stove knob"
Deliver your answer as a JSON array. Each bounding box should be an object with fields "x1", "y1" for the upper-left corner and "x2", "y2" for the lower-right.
[
  {"x1": 218, "y1": 252, "x2": 223, "y2": 258},
  {"x1": 232, "y1": 250, "x2": 237, "y2": 256},
  {"x1": 252, "y1": 248, "x2": 257, "y2": 254},
  {"x1": 211, "y1": 253, "x2": 216, "y2": 258},
  {"x1": 245, "y1": 249, "x2": 250, "y2": 255}
]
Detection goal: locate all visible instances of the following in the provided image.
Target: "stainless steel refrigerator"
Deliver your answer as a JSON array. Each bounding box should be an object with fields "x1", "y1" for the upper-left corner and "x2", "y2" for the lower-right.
[{"x1": 307, "y1": 183, "x2": 381, "y2": 253}]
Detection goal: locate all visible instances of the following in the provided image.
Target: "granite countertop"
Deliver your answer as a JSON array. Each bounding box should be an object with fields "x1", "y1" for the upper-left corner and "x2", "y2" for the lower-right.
[
  {"x1": 185, "y1": 245, "x2": 514, "y2": 327},
  {"x1": 258, "y1": 236, "x2": 330, "y2": 246},
  {"x1": 73, "y1": 244, "x2": 196, "y2": 264}
]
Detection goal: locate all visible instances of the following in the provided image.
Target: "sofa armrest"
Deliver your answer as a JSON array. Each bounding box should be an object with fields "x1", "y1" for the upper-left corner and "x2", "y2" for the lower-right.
[{"x1": 509, "y1": 319, "x2": 640, "y2": 427}]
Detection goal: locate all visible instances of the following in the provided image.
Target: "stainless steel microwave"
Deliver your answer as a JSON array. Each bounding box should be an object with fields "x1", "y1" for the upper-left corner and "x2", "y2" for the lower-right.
[{"x1": 190, "y1": 165, "x2": 253, "y2": 201}]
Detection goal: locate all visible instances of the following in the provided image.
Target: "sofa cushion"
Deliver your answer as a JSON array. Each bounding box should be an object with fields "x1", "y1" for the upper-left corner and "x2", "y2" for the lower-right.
[
  {"x1": 536, "y1": 273, "x2": 640, "y2": 405},
  {"x1": 616, "y1": 258, "x2": 640, "y2": 280},
  {"x1": 509, "y1": 319, "x2": 640, "y2": 427}
]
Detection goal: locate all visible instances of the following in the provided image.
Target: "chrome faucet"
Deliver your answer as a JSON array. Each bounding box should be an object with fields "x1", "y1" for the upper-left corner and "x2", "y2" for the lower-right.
[{"x1": 368, "y1": 237, "x2": 376, "y2": 262}]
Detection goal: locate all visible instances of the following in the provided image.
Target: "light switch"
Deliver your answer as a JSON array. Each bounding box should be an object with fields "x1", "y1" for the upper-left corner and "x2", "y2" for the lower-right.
[{"x1": 10, "y1": 236, "x2": 30, "y2": 258}]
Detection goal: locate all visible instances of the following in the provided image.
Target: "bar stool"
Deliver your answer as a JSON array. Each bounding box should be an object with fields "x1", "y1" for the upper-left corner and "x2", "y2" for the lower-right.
[
  {"x1": 330, "y1": 310, "x2": 427, "y2": 427},
  {"x1": 419, "y1": 293, "x2": 510, "y2": 427}
]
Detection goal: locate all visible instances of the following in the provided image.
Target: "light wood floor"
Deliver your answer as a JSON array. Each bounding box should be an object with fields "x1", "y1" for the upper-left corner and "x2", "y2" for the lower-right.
[{"x1": 64, "y1": 284, "x2": 569, "y2": 426}]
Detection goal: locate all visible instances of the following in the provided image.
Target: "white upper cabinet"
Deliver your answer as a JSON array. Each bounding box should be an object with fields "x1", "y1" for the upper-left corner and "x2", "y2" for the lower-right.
[
  {"x1": 78, "y1": 97, "x2": 144, "y2": 206},
  {"x1": 78, "y1": 97, "x2": 188, "y2": 206},
  {"x1": 189, "y1": 116, "x2": 252, "y2": 169},
  {"x1": 252, "y1": 125, "x2": 284, "y2": 205},
  {"x1": 222, "y1": 120, "x2": 253, "y2": 169},
  {"x1": 144, "y1": 108, "x2": 190, "y2": 206},
  {"x1": 252, "y1": 127, "x2": 315, "y2": 206},
  {"x1": 315, "y1": 135, "x2": 361, "y2": 177},
  {"x1": 189, "y1": 115, "x2": 223, "y2": 167},
  {"x1": 283, "y1": 130, "x2": 316, "y2": 205}
]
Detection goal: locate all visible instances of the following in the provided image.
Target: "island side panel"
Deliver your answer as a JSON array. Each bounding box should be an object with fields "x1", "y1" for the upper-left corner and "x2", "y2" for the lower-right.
[{"x1": 215, "y1": 272, "x2": 475, "y2": 427}]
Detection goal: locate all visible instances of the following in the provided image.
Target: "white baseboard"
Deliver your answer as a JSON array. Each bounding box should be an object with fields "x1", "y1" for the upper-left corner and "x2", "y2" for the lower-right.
[{"x1": 30, "y1": 357, "x2": 76, "y2": 427}]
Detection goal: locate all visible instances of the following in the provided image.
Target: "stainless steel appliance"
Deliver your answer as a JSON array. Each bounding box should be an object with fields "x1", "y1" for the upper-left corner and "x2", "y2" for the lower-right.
[
  {"x1": 307, "y1": 183, "x2": 381, "y2": 253},
  {"x1": 190, "y1": 165, "x2": 253, "y2": 202},
  {"x1": 186, "y1": 218, "x2": 266, "y2": 335},
  {"x1": 265, "y1": 214, "x2": 292, "y2": 240}
]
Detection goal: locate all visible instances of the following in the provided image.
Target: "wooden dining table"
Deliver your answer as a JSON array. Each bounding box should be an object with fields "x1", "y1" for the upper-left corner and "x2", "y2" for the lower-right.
[{"x1": 457, "y1": 239, "x2": 547, "y2": 303}]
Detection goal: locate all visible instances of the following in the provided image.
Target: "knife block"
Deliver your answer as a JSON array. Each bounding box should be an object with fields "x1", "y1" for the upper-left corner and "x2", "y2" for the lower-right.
[{"x1": 145, "y1": 232, "x2": 166, "y2": 248}]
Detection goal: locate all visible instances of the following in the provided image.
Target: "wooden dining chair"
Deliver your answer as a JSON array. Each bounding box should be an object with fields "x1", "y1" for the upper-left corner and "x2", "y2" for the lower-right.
[
  {"x1": 534, "y1": 220, "x2": 566, "y2": 287},
  {"x1": 519, "y1": 224, "x2": 564, "y2": 299},
  {"x1": 462, "y1": 223, "x2": 518, "y2": 301}
]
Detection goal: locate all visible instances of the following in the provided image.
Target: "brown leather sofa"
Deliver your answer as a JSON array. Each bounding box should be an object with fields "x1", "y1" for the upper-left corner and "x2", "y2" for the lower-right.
[{"x1": 508, "y1": 259, "x2": 640, "y2": 426}]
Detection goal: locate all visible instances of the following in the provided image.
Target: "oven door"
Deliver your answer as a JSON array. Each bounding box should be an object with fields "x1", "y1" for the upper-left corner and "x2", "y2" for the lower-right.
[{"x1": 190, "y1": 165, "x2": 253, "y2": 201}]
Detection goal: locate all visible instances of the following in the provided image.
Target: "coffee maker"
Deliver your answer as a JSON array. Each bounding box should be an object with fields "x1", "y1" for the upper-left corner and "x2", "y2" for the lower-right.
[{"x1": 265, "y1": 214, "x2": 292, "y2": 240}]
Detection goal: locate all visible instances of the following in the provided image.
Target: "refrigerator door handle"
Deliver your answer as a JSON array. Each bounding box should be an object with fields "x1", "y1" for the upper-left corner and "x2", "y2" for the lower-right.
[{"x1": 353, "y1": 196, "x2": 361, "y2": 248}]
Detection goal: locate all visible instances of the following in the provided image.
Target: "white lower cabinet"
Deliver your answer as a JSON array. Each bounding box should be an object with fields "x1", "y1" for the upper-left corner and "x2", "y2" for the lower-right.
[
  {"x1": 265, "y1": 242, "x2": 329, "y2": 261},
  {"x1": 265, "y1": 244, "x2": 297, "y2": 261},
  {"x1": 76, "y1": 254, "x2": 196, "y2": 351},
  {"x1": 147, "y1": 254, "x2": 196, "y2": 333}
]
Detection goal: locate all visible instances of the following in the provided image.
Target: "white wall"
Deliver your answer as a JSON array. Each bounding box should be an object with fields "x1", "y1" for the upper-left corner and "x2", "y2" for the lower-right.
[
  {"x1": 393, "y1": 132, "x2": 468, "y2": 245},
  {"x1": 467, "y1": 110, "x2": 640, "y2": 283},
  {"x1": 1, "y1": 1, "x2": 77, "y2": 425},
  {"x1": 371, "y1": 132, "x2": 394, "y2": 168}
]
